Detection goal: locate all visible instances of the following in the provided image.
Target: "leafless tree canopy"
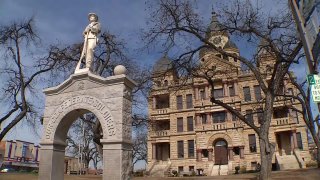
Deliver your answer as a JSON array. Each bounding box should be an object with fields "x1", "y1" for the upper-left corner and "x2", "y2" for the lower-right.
[{"x1": 142, "y1": 0, "x2": 304, "y2": 179}]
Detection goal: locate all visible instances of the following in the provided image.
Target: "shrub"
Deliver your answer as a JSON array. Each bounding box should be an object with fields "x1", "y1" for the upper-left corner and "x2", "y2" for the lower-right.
[
  {"x1": 306, "y1": 160, "x2": 318, "y2": 167},
  {"x1": 235, "y1": 166, "x2": 240, "y2": 174},
  {"x1": 240, "y1": 165, "x2": 247, "y2": 173}
]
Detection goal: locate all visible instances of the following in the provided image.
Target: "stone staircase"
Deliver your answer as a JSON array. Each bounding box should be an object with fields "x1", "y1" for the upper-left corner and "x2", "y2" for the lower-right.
[
  {"x1": 276, "y1": 152, "x2": 300, "y2": 170},
  {"x1": 149, "y1": 161, "x2": 171, "y2": 177},
  {"x1": 210, "y1": 164, "x2": 229, "y2": 176}
]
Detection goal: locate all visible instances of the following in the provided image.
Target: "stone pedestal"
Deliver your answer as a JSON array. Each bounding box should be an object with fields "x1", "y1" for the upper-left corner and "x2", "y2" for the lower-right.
[{"x1": 38, "y1": 71, "x2": 136, "y2": 180}]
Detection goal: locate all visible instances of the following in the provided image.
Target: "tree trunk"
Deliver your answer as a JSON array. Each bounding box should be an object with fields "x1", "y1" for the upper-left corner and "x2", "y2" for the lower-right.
[
  {"x1": 259, "y1": 135, "x2": 275, "y2": 180},
  {"x1": 259, "y1": 91, "x2": 275, "y2": 180}
]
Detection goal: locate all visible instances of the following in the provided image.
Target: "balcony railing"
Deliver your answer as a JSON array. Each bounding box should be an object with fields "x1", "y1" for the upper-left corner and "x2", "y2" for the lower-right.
[
  {"x1": 150, "y1": 108, "x2": 170, "y2": 115},
  {"x1": 150, "y1": 130, "x2": 170, "y2": 137},
  {"x1": 271, "y1": 117, "x2": 294, "y2": 126},
  {"x1": 195, "y1": 121, "x2": 244, "y2": 131}
]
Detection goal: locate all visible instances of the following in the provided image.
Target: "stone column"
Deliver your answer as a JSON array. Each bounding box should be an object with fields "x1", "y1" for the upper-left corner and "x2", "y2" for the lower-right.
[
  {"x1": 240, "y1": 146, "x2": 244, "y2": 159},
  {"x1": 39, "y1": 142, "x2": 66, "y2": 180},
  {"x1": 208, "y1": 149, "x2": 213, "y2": 161},
  {"x1": 152, "y1": 96, "x2": 156, "y2": 109},
  {"x1": 292, "y1": 130, "x2": 298, "y2": 149},
  {"x1": 228, "y1": 147, "x2": 234, "y2": 160},
  {"x1": 207, "y1": 113, "x2": 212, "y2": 124},
  {"x1": 195, "y1": 87, "x2": 199, "y2": 100},
  {"x1": 152, "y1": 144, "x2": 157, "y2": 160},
  {"x1": 196, "y1": 149, "x2": 202, "y2": 161},
  {"x1": 101, "y1": 140, "x2": 133, "y2": 180},
  {"x1": 224, "y1": 83, "x2": 228, "y2": 97},
  {"x1": 234, "y1": 81, "x2": 238, "y2": 96},
  {"x1": 205, "y1": 86, "x2": 208, "y2": 99}
]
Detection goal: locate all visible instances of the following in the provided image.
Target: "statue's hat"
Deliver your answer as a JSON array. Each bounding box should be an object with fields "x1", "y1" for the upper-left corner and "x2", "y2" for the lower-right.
[{"x1": 88, "y1": 13, "x2": 98, "y2": 21}]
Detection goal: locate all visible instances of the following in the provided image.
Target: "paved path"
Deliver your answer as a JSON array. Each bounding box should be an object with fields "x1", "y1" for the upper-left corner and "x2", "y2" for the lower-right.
[{"x1": 0, "y1": 168, "x2": 319, "y2": 180}]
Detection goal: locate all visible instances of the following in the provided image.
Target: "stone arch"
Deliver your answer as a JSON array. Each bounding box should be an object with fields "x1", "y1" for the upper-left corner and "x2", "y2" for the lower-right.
[
  {"x1": 207, "y1": 133, "x2": 233, "y2": 149},
  {"x1": 43, "y1": 95, "x2": 115, "y2": 144}
]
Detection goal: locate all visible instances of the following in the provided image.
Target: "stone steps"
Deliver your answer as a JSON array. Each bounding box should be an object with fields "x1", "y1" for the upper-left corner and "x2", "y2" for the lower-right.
[
  {"x1": 277, "y1": 154, "x2": 300, "y2": 170},
  {"x1": 210, "y1": 165, "x2": 229, "y2": 176}
]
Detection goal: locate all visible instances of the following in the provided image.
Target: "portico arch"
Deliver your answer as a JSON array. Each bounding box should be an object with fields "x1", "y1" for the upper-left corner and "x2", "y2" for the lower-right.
[
  {"x1": 39, "y1": 71, "x2": 136, "y2": 180},
  {"x1": 207, "y1": 133, "x2": 233, "y2": 149}
]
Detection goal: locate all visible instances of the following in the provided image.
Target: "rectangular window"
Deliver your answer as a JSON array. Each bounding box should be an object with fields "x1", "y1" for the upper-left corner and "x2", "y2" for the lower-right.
[
  {"x1": 178, "y1": 166, "x2": 184, "y2": 173},
  {"x1": 246, "y1": 110, "x2": 253, "y2": 124},
  {"x1": 254, "y1": 85, "x2": 262, "y2": 101},
  {"x1": 249, "y1": 134, "x2": 257, "y2": 152},
  {"x1": 199, "y1": 89, "x2": 205, "y2": 100},
  {"x1": 243, "y1": 86, "x2": 251, "y2": 102},
  {"x1": 229, "y1": 86, "x2": 235, "y2": 97},
  {"x1": 188, "y1": 140, "x2": 195, "y2": 158},
  {"x1": 177, "y1": 118, "x2": 183, "y2": 132},
  {"x1": 292, "y1": 110, "x2": 299, "y2": 124},
  {"x1": 201, "y1": 149, "x2": 208, "y2": 158},
  {"x1": 212, "y1": 112, "x2": 226, "y2": 123},
  {"x1": 201, "y1": 114, "x2": 207, "y2": 124},
  {"x1": 189, "y1": 166, "x2": 195, "y2": 172},
  {"x1": 296, "y1": 132, "x2": 303, "y2": 150},
  {"x1": 257, "y1": 108, "x2": 263, "y2": 124},
  {"x1": 186, "y1": 94, "x2": 193, "y2": 109},
  {"x1": 187, "y1": 116, "x2": 194, "y2": 131},
  {"x1": 214, "y1": 88, "x2": 224, "y2": 98},
  {"x1": 177, "y1": 95, "x2": 183, "y2": 110},
  {"x1": 177, "y1": 141, "x2": 184, "y2": 158},
  {"x1": 233, "y1": 147, "x2": 240, "y2": 155}
]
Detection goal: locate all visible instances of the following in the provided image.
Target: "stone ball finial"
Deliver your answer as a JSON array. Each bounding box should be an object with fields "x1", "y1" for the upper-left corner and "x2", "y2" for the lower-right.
[{"x1": 114, "y1": 65, "x2": 127, "y2": 75}]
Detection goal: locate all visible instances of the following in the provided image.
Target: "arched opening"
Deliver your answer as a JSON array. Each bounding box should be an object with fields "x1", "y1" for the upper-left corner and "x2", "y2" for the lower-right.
[
  {"x1": 64, "y1": 111, "x2": 103, "y2": 175},
  {"x1": 214, "y1": 139, "x2": 228, "y2": 165}
]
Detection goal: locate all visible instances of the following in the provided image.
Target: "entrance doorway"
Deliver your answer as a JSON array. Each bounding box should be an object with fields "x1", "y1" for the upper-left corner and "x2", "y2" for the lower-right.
[
  {"x1": 214, "y1": 140, "x2": 228, "y2": 165},
  {"x1": 276, "y1": 131, "x2": 292, "y2": 155}
]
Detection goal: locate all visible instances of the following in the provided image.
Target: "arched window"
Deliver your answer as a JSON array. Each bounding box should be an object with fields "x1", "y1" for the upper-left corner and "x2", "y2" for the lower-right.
[{"x1": 215, "y1": 140, "x2": 227, "y2": 147}]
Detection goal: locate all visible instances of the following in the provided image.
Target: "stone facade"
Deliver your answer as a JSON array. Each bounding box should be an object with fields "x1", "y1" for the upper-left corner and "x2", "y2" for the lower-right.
[
  {"x1": 39, "y1": 71, "x2": 136, "y2": 180},
  {"x1": 147, "y1": 14, "x2": 311, "y2": 177}
]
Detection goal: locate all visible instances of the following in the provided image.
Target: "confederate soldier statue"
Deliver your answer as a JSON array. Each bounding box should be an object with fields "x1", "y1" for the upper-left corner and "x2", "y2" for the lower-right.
[{"x1": 75, "y1": 13, "x2": 101, "y2": 72}]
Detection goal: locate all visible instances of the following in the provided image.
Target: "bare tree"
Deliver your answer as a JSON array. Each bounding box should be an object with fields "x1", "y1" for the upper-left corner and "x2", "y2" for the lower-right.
[
  {"x1": 0, "y1": 18, "x2": 66, "y2": 141},
  {"x1": 143, "y1": 0, "x2": 303, "y2": 179}
]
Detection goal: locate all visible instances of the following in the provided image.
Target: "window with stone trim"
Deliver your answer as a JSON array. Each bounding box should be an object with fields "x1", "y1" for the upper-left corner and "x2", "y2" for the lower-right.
[
  {"x1": 233, "y1": 147, "x2": 240, "y2": 155},
  {"x1": 178, "y1": 166, "x2": 184, "y2": 173},
  {"x1": 177, "y1": 118, "x2": 183, "y2": 132},
  {"x1": 201, "y1": 114, "x2": 207, "y2": 124},
  {"x1": 177, "y1": 141, "x2": 184, "y2": 158},
  {"x1": 243, "y1": 86, "x2": 251, "y2": 102},
  {"x1": 246, "y1": 110, "x2": 253, "y2": 124},
  {"x1": 188, "y1": 140, "x2": 195, "y2": 158},
  {"x1": 249, "y1": 134, "x2": 257, "y2": 153},
  {"x1": 177, "y1": 95, "x2": 183, "y2": 110},
  {"x1": 186, "y1": 94, "x2": 193, "y2": 109},
  {"x1": 212, "y1": 111, "x2": 226, "y2": 123},
  {"x1": 229, "y1": 85, "x2": 235, "y2": 97},
  {"x1": 187, "y1": 116, "x2": 194, "y2": 131},
  {"x1": 213, "y1": 88, "x2": 224, "y2": 98},
  {"x1": 202, "y1": 149, "x2": 208, "y2": 158},
  {"x1": 199, "y1": 89, "x2": 205, "y2": 100},
  {"x1": 296, "y1": 132, "x2": 303, "y2": 150},
  {"x1": 254, "y1": 85, "x2": 262, "y2": 101}
]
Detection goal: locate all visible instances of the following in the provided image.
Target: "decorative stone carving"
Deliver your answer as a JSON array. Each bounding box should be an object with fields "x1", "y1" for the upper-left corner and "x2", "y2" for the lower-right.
[{"x1": 44, "y1": 95, "x2": 115, "y2": 141}]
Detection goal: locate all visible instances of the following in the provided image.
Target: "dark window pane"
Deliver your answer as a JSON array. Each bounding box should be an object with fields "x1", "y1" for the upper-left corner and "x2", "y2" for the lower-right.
[
  {"x1": 188, "y1": 140, "x2": 195, "y2": 158},
  {"x1": 187, "y1": 116, "x2": 194, "y2": 131},
  {"x1": 246, "y1": 110, "x2": 253, "y2": 124},
  {"x1": 257, "y1": 108, "x2": 263, "y2": 124},
  {"x1": 202, "y1": 114, "x2": 207, "y2": 124},
  {"x1": 233, "y1": 147, "x2": 240, "y2": 155},
  {"x1": 177, "y1": 118, "x2": 183, "y2": 132},
  {"x1": 186, "y1": 94, "x2": 193, "y2": 109},
  {"x1": 254, "y1": 85, "x2": 262, "y2": 101},
  {"x1": 177, "y1": 95, "x2": 183, "y2": 110},
  {"x1": 212, "y1": 112, "x2": 226, "y2": 123},
  {"x1": 249, "y1": 134, "x2": 257, "y2": 152},
  {"x1": 177, "y1": 141, "x2": 184, "y2": 158},
  {"x1": 214, "y1": 88, "x2": 224, "y2": 98},
  {"x1": 202, "y1": 149, "x2": 208, "y2": 158},
  {"x1": 199, "y1": 89, "x2": 205, "y2": 100},
  {"x1": 296, "y1": 132, "x2": 303, "y2": 150},
  {"x1": 232, "y1": 114, "x2": 237, "y2": 121},
  {"x1": 243, "y1": 87, "x2": 251, "y2": 102},
  {"x1": 229, "y1": 86, "x2": 235, "y2": 97}
]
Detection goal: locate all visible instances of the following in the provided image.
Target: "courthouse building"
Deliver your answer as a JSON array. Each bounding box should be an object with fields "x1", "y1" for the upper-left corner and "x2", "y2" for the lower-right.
[{"x1": 147, "y1": 13, "x2": 311, "y2": 176}]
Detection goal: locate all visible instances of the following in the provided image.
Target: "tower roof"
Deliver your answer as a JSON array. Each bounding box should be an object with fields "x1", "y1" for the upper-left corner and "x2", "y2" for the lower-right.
[{"x1": 153, "y1": 55, "x2": 173, "y2": 74}]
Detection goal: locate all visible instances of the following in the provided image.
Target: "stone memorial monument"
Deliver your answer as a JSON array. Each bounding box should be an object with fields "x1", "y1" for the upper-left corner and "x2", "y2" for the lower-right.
[{"x1": 39, "y1": 13, "x2": 136, "y2": 180}]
